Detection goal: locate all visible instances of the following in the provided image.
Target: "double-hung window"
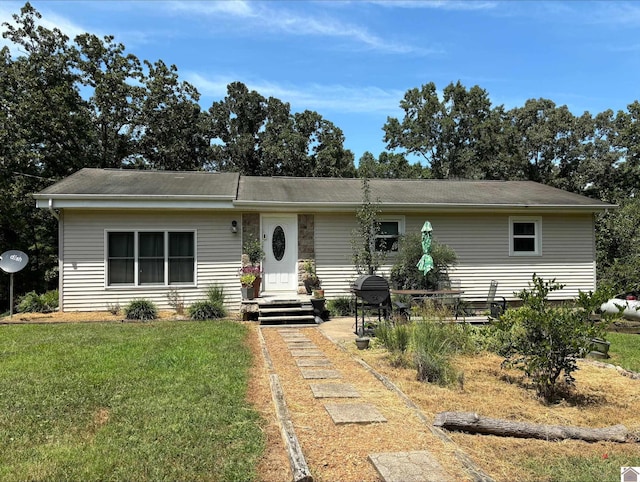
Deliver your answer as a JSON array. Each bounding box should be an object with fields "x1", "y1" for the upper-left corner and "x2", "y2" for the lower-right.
[
  {"x1": 509, "y1": 217, "x2": 541, "y2": 256},
  {"x1": 107, "y1": 231, "x2": 195, "y2": 286},
  {"x1": 375, "y1": 218, "x2": 403, "y2": 252}
]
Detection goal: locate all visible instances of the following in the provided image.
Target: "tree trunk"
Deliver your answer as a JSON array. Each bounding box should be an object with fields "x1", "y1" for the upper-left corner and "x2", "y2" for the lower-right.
[{"x1": 434, "y1": 411, "x2": 628, "y2": 443}]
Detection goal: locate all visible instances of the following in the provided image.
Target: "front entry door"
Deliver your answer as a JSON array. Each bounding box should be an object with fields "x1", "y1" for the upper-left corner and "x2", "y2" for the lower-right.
[{"x1": 262, "y1": 215, "x2": 298, "y2": 292}]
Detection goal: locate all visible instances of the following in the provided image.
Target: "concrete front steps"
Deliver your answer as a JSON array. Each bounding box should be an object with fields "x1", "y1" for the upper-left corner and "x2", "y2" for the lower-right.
[{"x1": 258, "y1": 299, "x2": 316, "y2": 325}]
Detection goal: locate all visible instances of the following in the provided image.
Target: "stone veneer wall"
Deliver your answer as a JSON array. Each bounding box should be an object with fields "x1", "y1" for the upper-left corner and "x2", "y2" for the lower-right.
[
  {"x1": 242, "y1": 213, "x2": 260, "y2": 266},
  {"x1": 298, "y1": 214, "x2": 315, "y2": 293}
]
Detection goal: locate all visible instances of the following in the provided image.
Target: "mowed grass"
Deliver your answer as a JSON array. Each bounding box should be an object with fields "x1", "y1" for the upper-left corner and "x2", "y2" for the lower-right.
[
  {"x1": 606, "y1": 332, "x2": 640, "y2": 372},
  {"x1": 0, "y1": 321, "x2": 264, "y2": 481}
]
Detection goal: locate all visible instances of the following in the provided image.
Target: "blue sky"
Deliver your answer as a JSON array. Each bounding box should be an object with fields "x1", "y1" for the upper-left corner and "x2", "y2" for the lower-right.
[{"x1": 2, "y1": 0, "x2": 639, "y2": 163}]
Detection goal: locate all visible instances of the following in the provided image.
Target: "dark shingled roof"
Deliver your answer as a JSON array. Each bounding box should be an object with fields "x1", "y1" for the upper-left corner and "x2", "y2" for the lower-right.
[
  {"x1": 35, "y1": 168, "x2": 614, "y2": 210},
  {"x1": 237, "y1": 176, "x2": 612, "y2": 208},
  {"x1": 37, "y1": 168, "x2": 239, "y2": 198}
]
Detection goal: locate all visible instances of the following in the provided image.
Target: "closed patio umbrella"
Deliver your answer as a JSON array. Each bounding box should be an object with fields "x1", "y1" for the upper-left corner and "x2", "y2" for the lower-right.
[{"x1": 416, "y1": 221, "x2": 434, "y2": 275}]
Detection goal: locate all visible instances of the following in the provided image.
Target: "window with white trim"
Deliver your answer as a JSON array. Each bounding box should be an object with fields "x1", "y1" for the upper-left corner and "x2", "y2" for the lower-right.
[
  {"x1": 107, "y1": 231, "x2": 195, "y2": 286},
  {"x1": 375, "y1": 219, "x2": 403, "y2": 252},
  {"x1": 509, "y1": 217, "x2": 541, "y2": 256}
]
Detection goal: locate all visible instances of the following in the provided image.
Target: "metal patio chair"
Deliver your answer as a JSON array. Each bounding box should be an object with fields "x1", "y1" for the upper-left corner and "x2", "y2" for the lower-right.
[{"x1": 487, "y1": 280, "x2": 507, "y2": 319}]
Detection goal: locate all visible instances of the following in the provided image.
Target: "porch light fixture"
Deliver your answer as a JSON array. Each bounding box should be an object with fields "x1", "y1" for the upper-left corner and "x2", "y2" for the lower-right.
[{"x1": 231, "y1": 220, "x2": 238, "y2": 233}]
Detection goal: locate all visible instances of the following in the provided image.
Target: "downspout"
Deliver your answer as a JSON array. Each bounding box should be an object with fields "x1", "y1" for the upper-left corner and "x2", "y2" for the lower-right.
[{"x1": 48, "y1": 199, "x2": 63, "y2": 311}]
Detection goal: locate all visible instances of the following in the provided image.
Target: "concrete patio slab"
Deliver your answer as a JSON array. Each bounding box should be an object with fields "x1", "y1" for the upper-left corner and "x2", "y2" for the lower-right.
[
  {"x1": 324, "y1": 403, "x2": 387, "y2": 424},
  {"x1": 300, "y1": 369, "x2": 341, "y2": 379},
  {"x1": 290, "y1": 349, "x2": 325, "y2": 357},
  {"x1": 309, "y1": 383, "x2": 360, "y2": 398},
  {"x1": 368, "y1": 451, "x2": 451, "y2": 482},
  {"x1": 286, "y1": 342, "x2": 317, "y2": 350},
  {"x1": 295, "y1": 358, "x2": 332, "y2": 367}
]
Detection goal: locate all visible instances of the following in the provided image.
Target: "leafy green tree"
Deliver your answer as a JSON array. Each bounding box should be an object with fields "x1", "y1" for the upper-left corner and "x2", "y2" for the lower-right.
[
  {"x1": 356, "y1": 151, "x2": 428, "y2": 178},
  {"x1": 509, "y1": 98, "x2": 589, "y2": 186},
  {"x1": 595, "y1": 198, "x2": 640, "y2": 293},
  {"x1": 74, "y1": 33, "x2": 145, "y2": 168},
  {"x1": 138, "y1": 60, "x2": 209, "y2": 170},
  {"x1": 383, "y1": 81, "x2": 502, "y2": 179},
  {"x1": 209, "y1": 82, "x2": 354, "y2": 176},
  {"x1": 351, "y1": 177, "x2": 385, "y2": 274}
]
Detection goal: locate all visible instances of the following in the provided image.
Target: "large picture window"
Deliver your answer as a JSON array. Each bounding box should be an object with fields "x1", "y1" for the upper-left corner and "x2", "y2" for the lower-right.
[
  {"x1": 107, "y1": 231, "x2": 195, "y2": 286},
  {"x1": 509, "y1": 217, "x2": 541, "y2": 256}
]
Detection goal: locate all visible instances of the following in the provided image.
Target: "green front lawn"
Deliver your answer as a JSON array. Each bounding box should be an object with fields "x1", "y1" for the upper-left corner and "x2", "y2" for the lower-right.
[
  {"x1": 0, "y1": 321, "x2": 264, "y2": 481},
  {"x1": 606, "y1": 332, "x2": 640, "y2": 372}
]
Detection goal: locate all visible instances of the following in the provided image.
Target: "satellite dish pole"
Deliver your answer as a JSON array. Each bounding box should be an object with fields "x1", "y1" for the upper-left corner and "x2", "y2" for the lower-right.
[{"x1": 0, "y1": 250, "x2": 29, "y2": 318}]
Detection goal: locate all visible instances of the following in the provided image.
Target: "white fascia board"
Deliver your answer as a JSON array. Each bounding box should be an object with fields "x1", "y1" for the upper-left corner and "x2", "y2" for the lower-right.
[{"x1": 36, "y1": 197, "x2": 235, "y2": 210}]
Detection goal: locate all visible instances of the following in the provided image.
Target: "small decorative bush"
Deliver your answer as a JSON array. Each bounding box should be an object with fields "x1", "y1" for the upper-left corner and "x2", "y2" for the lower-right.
[
  {"x1": 106, "y1": 302, "x2": 121, "y2": 315},
  {"x1": 124, "y1": 299, "x2": 158, "y2": 321},
  {"x1": 17, "y1": 291, "x2": 45, "y2": 313},
  {"x1": 327, "y1": 296, "x2": 354, "y2": 316},
  {"x1": 188, "y1": 301, "x2": 226, "y2": 321},
  {"x1": 166, "y1": 289, "x2": 185, "y2": 314},
  {"x1": 17, "y1": 290, "x2": 59, "y2": 313},
  {"x1": 206, "y1": 284, "x2": 226, "y2": 306}
]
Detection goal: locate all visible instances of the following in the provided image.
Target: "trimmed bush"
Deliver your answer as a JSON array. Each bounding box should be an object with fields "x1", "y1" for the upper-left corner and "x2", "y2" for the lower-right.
[
  {"x1": 124, "y1": 299, "x2": 157, "y2": 321},
  {"x1": 188, "y1": 301, "x2": 226, "y2": 321},
  {"x1": 17, "y1": 290, "x2": 58, "y2": 313},
  {"x1": 327, "y1": 296, "x2": 354, "y2": 316}
]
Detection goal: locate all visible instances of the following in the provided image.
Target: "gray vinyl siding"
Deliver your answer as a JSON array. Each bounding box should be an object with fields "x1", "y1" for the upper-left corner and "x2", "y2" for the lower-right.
[
  {"x1": 315, "y1": 211, "x2": 596, "y2": 302},
  {"x1": 60, "y1": 210, "x2": 242, "y2": 311}
]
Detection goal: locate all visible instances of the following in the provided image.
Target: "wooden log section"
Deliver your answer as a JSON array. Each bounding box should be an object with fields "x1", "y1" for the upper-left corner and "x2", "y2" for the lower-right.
[{"x1": 434, "y1": 411, "x2": 629, "y2": 443}]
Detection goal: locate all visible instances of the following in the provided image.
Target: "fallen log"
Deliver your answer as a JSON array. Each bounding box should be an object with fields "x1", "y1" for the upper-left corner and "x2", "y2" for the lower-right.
[{"x1": 434, "y1": 411, "x2": 629, "y2": 443}]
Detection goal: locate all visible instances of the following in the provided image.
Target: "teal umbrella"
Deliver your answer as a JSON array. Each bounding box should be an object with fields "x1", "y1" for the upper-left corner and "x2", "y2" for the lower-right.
[{"x1": 416, "y1": 221, "x2": 434, "y2": 275}]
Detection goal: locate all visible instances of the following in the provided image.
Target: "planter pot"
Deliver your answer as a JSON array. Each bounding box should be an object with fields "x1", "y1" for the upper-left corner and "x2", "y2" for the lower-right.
[
  {"x1": 313, "y1": 289, "x2": 325, "y2": 299},
  {"x1": 310, "y1": 297, "x2": 326, "y2": 315},
  {"x1": 303, "y1": 278, "x2": 315, "y2": 295},
  {"x1": 241, "y1": 286, "x2": 255, "y2": 300},
  {"x1": 355, "y1": 337, "x2": 370, "y2": 350},
  {"x1": 252, "y1": 276, "x2": 261, "y2": 298},
  {"x1": 589, "y1": 338, "x2": 610, "y2": 358}
]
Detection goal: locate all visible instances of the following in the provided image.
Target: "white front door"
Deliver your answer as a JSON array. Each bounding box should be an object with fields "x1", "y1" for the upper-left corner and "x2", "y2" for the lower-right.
[{"x1": 262, "y1": 215, "x2": 298, "y2": 292}]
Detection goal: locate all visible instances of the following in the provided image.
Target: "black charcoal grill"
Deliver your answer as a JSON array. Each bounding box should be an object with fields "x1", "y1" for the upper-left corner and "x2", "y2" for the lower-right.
[{"x1": 351, "y1": 275, "x2": 391, "y2": 336}]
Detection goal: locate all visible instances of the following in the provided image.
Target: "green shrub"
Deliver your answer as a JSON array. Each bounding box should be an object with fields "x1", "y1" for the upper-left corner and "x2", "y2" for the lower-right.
[
  {"x1": 17, "y1": 291, "x2": 45, "y2": 313},
  {"x1": 496, "y1": 275, "x2": 614, "y2": 402},
  {"x1": 390, "y1": 233, "x2": 458, "y2": 290},
  {"x1": 327, "y1": 296, "x2": 354, "y2": 316},
  {"x1": 188, "y1": 301, "x2": 226, "y2": 321},
  {"x1": 40, "y1": 290, "x2": 59, "y2": 311},
  {"x1": 17, "y1": 290, "x2": 58, "y2": 313},
  {"x1": 124, "y1": 299, "x2": 158, "y2": 321}
]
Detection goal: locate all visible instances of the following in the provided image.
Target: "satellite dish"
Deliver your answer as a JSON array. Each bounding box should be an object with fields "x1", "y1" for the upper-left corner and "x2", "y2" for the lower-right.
[{"x1": 0, "y1": 250, "x2": 29, "y2": 274}]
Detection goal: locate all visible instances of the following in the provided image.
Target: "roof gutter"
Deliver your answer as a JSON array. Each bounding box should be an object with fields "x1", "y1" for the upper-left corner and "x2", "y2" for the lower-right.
[{"x1": 48, "y1": 198, "x2": 59, "y2": 221}]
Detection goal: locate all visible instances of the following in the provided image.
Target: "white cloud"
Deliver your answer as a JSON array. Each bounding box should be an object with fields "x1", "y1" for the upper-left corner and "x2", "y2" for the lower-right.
[
  {"x1": 165, "y1": 1, "x2": 432, "y2": 54},
  {"x1": 185, "y1": 72, "x2": 405, "y2": 115},
  {"x1": 369, "y1": 0, "x2": 497, "y2": 11}
]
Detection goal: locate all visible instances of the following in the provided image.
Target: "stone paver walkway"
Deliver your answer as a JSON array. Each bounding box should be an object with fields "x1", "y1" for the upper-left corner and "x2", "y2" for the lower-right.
[{"x1": 259, "y1": 323, "x2": 466, "y2": 482}]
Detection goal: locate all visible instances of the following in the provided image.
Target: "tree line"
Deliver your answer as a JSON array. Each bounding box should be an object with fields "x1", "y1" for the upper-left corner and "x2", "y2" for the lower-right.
[{"x1": 1, "y1": 3, "x2": 638, "y2": 309}]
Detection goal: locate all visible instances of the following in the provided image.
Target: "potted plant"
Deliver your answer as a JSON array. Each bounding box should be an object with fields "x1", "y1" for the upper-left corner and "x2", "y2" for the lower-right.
[
  {"x1": 240, "y1": 265, "x2": 262, "y2": 298},
  {"x1": 243, "y1": 235, "x2": 265, "y2": 296},
  {"x1": 301, "y1": 260, "x2": 321, "y2": 295},
  {"x1": 240, "y1": 273, "x2": 257, "y2": 300},
  {"x1": 355, "y1": 336, "x2": 370, "y2": 350}
]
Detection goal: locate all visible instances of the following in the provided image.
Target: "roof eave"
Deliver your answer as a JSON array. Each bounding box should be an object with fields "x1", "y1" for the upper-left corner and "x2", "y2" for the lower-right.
[{"x1": 232, "y1": 200, "x2": 614, "y2": 212}]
